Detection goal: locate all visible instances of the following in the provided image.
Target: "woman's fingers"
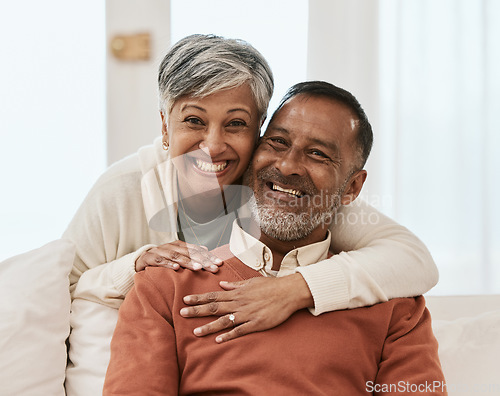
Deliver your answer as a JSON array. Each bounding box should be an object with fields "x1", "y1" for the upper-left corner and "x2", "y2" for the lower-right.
[
  {"x1": 135, "y1": 241, "x2": 223, "y2": 272},
  {"x1": 192, "y1": 313, "x2": 241, "y2": 337},
  {"x1": 161, "y1": 242, "x2": 221, "y2": 270},
  {"x1": 172, "y1": 240, "x2": 223, "y2": 266},
  {"x1": 215, "y1": 323, "x2": 253, "y2": 343},
  {"x1": 142, "y1": 251, "x2": 181, "y2": 270},
  {"x1": 139, "y1": 247, "x2": 203, "y2": 271},
  {"x1": 218, "y1": 280, "x2": 246, "y2": 290},
  {"x1": 180, "y1": 276, "x2": 313, "y2": 342},
  {"x1": 180, "y1": 297, "x2": 234, "y2": 317},
  {"x1": 188, "y1": 312, "x2": 253, "y2": 343}
]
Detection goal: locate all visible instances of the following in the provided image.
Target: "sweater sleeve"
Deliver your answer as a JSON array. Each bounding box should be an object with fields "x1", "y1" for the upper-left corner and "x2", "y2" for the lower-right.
[
  {"x1": 103, "y1": 271, "x2": 179, "y2": 396},
  {"x1": 71, "y1": 245, "x2": 156, "y2": 309},
  {"x1": 296, "y1": 200, "x2": 439, "y2": 315},
  {"x1": 62, "y1": 161, "x2": 173, "y2": 307},
  {"x1": 373, "y1": 297, "x2": 447, "y2": 395}
]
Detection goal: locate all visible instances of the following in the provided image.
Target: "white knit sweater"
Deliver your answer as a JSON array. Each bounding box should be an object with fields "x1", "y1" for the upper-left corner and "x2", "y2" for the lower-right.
[{"x1": 64, "y1": 137, "x2": 438, "y2": 314}]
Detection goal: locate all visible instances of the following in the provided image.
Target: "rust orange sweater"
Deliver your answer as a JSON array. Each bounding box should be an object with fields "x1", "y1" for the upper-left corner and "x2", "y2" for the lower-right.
[{"x1": 104, "y1": 245, "x2": 446, "y2": 395}]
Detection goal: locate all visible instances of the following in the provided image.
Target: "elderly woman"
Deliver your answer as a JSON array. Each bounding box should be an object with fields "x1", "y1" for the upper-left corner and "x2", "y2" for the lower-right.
[{"x1": 64, "y1": 34, "x2": 437, "y2": 346}]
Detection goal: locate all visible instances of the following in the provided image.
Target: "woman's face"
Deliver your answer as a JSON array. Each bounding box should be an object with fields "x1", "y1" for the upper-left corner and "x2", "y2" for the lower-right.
[{"x1": 162, "y1": 83, "x2": 261, "y2": 198}]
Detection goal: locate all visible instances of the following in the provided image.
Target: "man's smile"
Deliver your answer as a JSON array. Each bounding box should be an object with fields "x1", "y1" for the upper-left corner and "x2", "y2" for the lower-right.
[{"x1": 267, "y1": 182, "x2": 304, "y2": 198}]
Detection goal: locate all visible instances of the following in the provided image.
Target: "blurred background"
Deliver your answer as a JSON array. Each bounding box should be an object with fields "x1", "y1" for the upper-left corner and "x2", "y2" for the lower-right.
[{"x1": 0, "y1": 0, "x2": 498, "y2": 296}]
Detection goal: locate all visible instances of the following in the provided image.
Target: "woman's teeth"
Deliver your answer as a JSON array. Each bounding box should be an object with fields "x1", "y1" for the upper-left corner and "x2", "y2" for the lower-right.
[
  {"x1": 272, "y1": 183, "x2": 303, "y2": 197},
  {"x1": 195, "y1": 159, "x2": 228, "y2": 173}
]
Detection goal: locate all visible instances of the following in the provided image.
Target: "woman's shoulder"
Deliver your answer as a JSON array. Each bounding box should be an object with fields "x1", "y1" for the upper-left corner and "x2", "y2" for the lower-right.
[{"x1": 91, "y1": 138, "x2": 166, "y2": 191}]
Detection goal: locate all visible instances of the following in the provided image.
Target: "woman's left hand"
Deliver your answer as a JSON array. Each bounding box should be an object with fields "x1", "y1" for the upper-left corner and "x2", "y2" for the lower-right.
[{"x1": 179, "y1": 273, "x2": 314, "y2": 343}]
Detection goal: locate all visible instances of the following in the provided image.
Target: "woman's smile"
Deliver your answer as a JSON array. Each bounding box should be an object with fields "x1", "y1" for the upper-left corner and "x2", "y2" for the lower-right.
[{"x1": 194, "y1": 158, "x2": 228, "y2": 173}]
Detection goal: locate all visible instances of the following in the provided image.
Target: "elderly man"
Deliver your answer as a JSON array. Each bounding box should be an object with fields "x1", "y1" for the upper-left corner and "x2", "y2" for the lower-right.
[{"x1": 103, "y1": 81, "x2": 446, "y2": 395}]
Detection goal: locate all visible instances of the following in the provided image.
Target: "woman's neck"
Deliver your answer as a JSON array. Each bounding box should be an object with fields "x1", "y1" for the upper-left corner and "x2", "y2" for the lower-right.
[{"x1": 178, "y1": 184, "x2": 234, "y2": 224}]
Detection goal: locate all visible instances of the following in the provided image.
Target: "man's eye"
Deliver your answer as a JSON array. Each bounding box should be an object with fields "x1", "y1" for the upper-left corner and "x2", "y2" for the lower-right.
[
  {"x1": 269, "y1": 137, "x2": 287, "y2": 146},
  {"x1": 310, "y1": 149, "x2": 328, "y2": 159}
]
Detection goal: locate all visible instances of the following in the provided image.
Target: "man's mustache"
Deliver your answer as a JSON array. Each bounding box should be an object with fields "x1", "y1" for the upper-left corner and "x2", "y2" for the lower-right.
[{"x1": 255, "y1": 167, "x2": 317, "y2": 197}]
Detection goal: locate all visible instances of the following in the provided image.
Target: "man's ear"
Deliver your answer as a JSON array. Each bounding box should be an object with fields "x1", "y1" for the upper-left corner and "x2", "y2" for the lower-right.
[{"x1": 341, "y1": 170, "x2": 367, "y2": 205}]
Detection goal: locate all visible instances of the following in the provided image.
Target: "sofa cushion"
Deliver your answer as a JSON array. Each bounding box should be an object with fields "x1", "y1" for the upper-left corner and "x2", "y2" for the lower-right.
[
  {"x1": 65, "y1": 297, "x2": 118, "y2": 395},
  {"x1": 432, "y1": 310, "x2": 500, "y2": 395},
  {"x1": 0, "y1": 239, "x2": 75, "y2": 396}
]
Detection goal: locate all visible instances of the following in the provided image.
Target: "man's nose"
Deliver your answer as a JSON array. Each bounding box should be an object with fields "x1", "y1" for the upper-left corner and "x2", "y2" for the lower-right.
[
  {"x1": 198, "y1": 127, "x2": 227, "y2": 157},
  {"x1": 275, "y1": 148, "x2": 305, "y2": 177}
]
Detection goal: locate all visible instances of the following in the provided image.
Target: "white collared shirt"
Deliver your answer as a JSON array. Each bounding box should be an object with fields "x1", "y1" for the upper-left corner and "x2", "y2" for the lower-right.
[{"x1": 228, "y1": 219, "x2": 331, "y2": 277}]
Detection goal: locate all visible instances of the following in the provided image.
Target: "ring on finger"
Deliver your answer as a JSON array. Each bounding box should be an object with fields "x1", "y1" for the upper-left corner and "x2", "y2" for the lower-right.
[{"x1": 228, "y1": 313, "x2": 236, "y2": 326}]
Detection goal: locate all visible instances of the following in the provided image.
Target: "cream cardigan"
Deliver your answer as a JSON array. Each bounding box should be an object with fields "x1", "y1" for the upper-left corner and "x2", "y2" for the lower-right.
[{"x1": 64, "y1": 137, "x2": 438, "y2": 314}]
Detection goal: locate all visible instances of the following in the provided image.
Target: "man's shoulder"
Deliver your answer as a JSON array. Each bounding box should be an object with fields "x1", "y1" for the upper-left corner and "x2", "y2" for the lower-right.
[
  {"x1": 211, "y1": 244, "x2": 236, "y2": 261},
  {"x1": 367, "y1": 296, "x2": 427, "y2": 318},
  {"x1": 211, "y1": 244, "x2": 263, "y2": 280},
  {"x1": 337, "y1": 296, "x2": 428, "y2": 328},
  {"x1": 388, "y1": 296, "x2": 427, "y2": 313},
  {"x1": 381, "y1": 296, "x2": 431, "y2": 333}
]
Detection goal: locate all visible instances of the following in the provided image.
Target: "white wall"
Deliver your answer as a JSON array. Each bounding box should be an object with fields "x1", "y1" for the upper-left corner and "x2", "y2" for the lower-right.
[
  {"x1": 307, "y1": 0, "x2": 382, "y2": 203},
  {"x1": 106, "y1": 0, "x2": 171, "y2": 165},
  {"x1": 0, "y1": 1, "x2": 106, "y2": 261}
]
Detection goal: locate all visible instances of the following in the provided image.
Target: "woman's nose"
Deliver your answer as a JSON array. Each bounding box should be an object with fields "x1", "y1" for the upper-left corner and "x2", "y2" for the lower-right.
[{"x1": 198, "y1": 128, "x2": 227, "y2": 157}]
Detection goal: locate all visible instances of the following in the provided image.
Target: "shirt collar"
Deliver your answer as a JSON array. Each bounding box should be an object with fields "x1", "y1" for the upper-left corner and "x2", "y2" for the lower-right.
[{"x1": 228, "y1": 219, "x2": 331, "y2": 277}]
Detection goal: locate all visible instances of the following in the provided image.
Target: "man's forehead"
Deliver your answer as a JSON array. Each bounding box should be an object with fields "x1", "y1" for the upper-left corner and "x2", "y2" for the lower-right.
[
  {"x1": 267, "y1": 96, "x2": 356, "y2": 142},
  {"x1": 277, "y1": 95, "x2": 356, "y2": 125}
]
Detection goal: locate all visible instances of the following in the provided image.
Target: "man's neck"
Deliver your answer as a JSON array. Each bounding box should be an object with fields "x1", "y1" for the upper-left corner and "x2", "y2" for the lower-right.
[{"x1": 247, "y1": 219, "x2": 330, "y2": 271}]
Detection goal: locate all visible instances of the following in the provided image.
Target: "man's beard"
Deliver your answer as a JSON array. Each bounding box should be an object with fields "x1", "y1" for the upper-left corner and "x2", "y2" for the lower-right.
[{"x1": 244, "y1": 166, "x2": 348, "y2": 242}]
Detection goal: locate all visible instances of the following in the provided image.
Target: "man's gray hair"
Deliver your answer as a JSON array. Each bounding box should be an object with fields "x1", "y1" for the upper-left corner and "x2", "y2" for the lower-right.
[{"x1": 158, "y1": 34, "x2": 274, "y2": 121}]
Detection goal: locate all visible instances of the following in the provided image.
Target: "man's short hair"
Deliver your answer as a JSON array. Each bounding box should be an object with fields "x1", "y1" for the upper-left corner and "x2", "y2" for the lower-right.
[
  {"x1": 158, "y1": 34, "x2": 274, "y2": 122},
  {"x1": 269, "y1": 81, "x2": 373, "y2": 169}
]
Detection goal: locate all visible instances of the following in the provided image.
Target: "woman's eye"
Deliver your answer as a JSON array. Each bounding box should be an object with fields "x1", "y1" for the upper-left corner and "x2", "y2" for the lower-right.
[
  {"x1": 185, "y1": 117, "x2": 203, "y2": 126},
  {"x1": 227, "y1": 120, "x2": 247, "y2": 128}
]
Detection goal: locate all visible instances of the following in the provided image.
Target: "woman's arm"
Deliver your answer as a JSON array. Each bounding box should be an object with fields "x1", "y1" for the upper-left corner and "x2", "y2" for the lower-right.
[
  {"x1": 297, "y1": 200, "x2": 438, "y2": 314},
  {"x1": 62, "y1": 168, "x2": 161, "y2": 302}
]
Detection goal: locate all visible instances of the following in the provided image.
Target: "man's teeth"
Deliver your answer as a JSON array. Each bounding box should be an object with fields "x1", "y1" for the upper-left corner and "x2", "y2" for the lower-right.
[
  {"x1": 272, "y1": 183, "x2": 303, "y2": 197},
  {"x1": 195, "y1": 159, "x2": 228, "y2": 172}
]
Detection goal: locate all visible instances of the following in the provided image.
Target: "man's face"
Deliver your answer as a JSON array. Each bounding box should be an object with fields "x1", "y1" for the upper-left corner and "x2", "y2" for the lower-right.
[{"x1": 245, "y1": 94, "x2": 365, "y2": 242}]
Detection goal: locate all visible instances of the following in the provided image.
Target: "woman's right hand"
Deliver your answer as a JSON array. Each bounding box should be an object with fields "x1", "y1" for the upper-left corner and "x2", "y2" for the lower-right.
[{"x1": 135, "y1": 240, "x2": 223, "y2": 273}]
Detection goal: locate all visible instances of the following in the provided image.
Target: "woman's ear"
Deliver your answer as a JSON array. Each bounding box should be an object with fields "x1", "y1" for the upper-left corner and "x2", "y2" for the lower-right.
[
  {"x1": 340, "y1": 170, "x2": 367, "y2": 205},
  {"x1": 160, "y1": 111, "x2": 168, "y2": 141}
]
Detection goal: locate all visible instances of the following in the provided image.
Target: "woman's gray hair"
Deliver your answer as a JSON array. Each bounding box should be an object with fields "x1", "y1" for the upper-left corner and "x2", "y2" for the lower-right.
[{"x1": 158, "y1": 34, "x2": 274, "y2": 121}]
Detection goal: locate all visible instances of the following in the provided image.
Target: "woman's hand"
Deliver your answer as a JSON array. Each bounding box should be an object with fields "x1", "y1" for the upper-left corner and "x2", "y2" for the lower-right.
[
  {"x1": 135, "y1": 240, "x2": 223, "y2": 272},
  {"x1": 180, "y1": 273, "x2": 314, "y2": 343}
]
